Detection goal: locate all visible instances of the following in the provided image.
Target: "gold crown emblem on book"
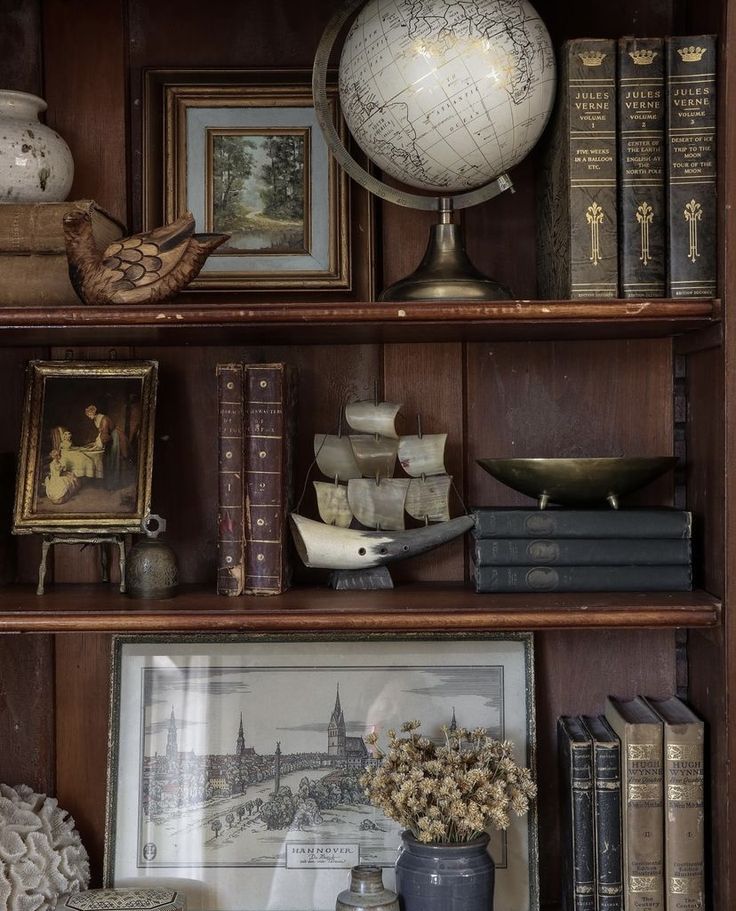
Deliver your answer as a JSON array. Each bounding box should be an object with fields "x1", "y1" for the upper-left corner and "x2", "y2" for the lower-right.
[
  {"x1": 629, "y1": 49, "x2": 658, "y2": 64},
  {"x1": 678, "y1": 45, "x2": 708, "y2": 62},
  {"x1": 578, "y1": 50, "x2": 607, "y2": 66}
]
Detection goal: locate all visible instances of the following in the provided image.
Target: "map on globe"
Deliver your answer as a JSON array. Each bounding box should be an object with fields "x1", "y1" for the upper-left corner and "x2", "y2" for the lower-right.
[{"x1": 339, "y1": 0, "x2": 556, "y2": 193}]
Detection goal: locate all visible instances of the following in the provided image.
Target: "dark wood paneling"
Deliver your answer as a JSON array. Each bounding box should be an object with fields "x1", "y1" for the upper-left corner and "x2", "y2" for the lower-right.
[
  {"x1": 536, "y1": 629, "x2": 677, "y2": 906},
  {"x1": 0, "y1": 635, "x2": 55, "y2": 792},
  {"x1": 383, "y1": 343, "x2": 465, "y2": 581},
  {"x1": 42, "y1": 0, "x2": 128, "y2": 222},
  {"x1": 55, "y1": 633, "x2": 112, "y2": 888},
  {"x1": 0, "y1": 0, "x2": 42, "y2": 94},
  {"x1": 465, "y1": 338, "x2": 674, "y2": 508}
]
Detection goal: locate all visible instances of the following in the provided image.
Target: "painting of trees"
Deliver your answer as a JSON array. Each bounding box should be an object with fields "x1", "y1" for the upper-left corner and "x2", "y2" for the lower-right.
[
  {"x1": 212, "y1": 135, "x2": 256, "y2": 232},
  {"x1": 210, "y1": 131, "x2": 306, "y2": 253},
  {"x1": 259, "y1": 135, "x2": 304, "y2": 221}
]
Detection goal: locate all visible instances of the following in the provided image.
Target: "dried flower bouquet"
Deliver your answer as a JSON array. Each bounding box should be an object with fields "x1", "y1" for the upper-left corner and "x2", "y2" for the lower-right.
[{"x1": 361, "y1": 720, "x2": 536, "y2": 844}]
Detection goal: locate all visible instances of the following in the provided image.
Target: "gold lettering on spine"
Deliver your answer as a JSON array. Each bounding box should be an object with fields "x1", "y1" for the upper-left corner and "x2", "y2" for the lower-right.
[
  {"x1": 628, "y1": 743, "x2": 657, "y2": 761},
  {"x1": 630, "y1": 876, "x2": 659, "y2": 893},
  {"x1": 636, "y1": 202, "x2": 654, "y2": 265},
  {"x1": 684, "y1": 199, "x2": 702, "y2": 263},
  {"x1": 667, "y1": 743, "x2": 700, "y2": 761},
  {"x1": 586, "y1": 202, "x2": 605, "y2": 265}
]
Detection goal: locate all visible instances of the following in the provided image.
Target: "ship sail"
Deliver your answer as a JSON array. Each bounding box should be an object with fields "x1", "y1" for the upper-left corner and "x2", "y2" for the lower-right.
[
  {"x1": 398, "y1": 433, "x2": 447, "y2": 477},
  {"x1": 314, "y1": 433, "x2": 362, "y2": 481},
  {"x1": 345, "y1": 401, "x2": 401, "y2": 439},
  {"x1": 314, "y1": 481, "x2": 353, "y2": 528},
  {"x1": 347, "y1": 478, "x2": 410, "y2": 530},
  {"x1": 405, "y1": 476, "x2": 452, "y2": 523},
  {"x1": 349, "y1": 434, "x2": 399, "y2": 479}
]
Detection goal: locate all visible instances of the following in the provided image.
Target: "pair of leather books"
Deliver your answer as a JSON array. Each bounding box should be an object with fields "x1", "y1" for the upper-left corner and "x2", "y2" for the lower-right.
[
  {"x1": 538, "y1": 35, "x2": 716, "y2": 299},
  {"x1": 559, "y1": 696, "x2": 704, "y2": 911},
  {"x1": 216, "y1": 363, "x2": 297, "y2": 596}
]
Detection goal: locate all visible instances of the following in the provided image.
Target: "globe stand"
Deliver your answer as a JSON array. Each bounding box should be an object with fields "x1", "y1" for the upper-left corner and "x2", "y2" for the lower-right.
[
  {"x1": 380, "y1": 200, "x2": 511, "y2": 302},
  {"x1": 311, "y1": 0, "x2": 520, "y2": 301}
]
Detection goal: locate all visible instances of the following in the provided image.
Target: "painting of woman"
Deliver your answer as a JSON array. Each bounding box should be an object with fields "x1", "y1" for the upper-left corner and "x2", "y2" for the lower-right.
[
  {"x1": 43, "y1": 450, "x2": 81, "y2": 505},
  {"x1": 84, "y1": 405, "x2": 130, "y2": 490},
  {"x1": 52, "y1": 426, "x2": 104, "y2": 478}
]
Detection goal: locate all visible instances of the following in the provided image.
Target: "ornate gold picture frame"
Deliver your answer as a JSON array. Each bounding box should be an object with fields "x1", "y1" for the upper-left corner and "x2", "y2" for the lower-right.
[
  {"x1": 143, "y1": 69, "x2": 375, "y2": 298},
  {"x1": 13, "y1": 361, "x2": 158, "y2": 534}
]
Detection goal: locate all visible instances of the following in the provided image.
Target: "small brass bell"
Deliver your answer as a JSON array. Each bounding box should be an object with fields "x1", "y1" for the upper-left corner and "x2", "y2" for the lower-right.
[{"x1": 126, "y1": 514, "x2": 178, "y2": 600}]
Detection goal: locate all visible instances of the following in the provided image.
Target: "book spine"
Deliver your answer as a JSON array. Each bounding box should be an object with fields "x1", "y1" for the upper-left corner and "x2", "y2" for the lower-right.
[
  {"x1": 618, "y1": 38, "x2": 666, "y2": 298},
  {"x1": 558, "y1": 719, "x2": 596, "y2": 911},
  {"x1": 593, "y1": 737, "x2": 624, "y2": 911},
  {"x1": 473, "y1": 537, "x2": 691, "y2": 566},
  {"x1": 472, "y1": 564, "x2": 692, "y2": 592},
  {"x1": 216, "y1": 364, "x2": 244, "y2": 596},
  {"x1": 0, "y1": 253, "x2": 79, "y2": 305},
  {"x1": 471, "y1": 509, "x2": 692, "y2": 539},
  {"x1": 0, "y1": 200, "x2": 123, "y2": 253},
  {"x1": 623, "y1": 726, "x2": 665, "y2": 911},
  {"x1": 568, "y1": 39, "x2": 619, "y2": 297},
  {"x1": 664, "y1": 724, "x2": 705, "y2": 910},
  {"x1": 666, "y1": 36, "x2": 717, "y2": 298},
  {"x1": 244, "y1": 364, "x2": 295, "y2": 595}
]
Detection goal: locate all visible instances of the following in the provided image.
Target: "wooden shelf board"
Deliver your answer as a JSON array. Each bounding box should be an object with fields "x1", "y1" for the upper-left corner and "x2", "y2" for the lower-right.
[
  {"x1": 0, "y1": 584, "x2": 719, "y2": 632},
  {"x1": 0, "y1": 298, "x2": 718, "y2": 345}
]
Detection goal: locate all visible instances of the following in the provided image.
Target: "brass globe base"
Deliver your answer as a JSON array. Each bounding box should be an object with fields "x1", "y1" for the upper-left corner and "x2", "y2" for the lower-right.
[{"x1": 379, "y1": 223, "x2": 512, "y2": 302}]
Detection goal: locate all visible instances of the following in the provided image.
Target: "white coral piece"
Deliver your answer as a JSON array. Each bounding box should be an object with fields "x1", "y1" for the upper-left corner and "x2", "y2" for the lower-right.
[{"x1": 0, "y1": 784, "x2": 90, "y2": 911}]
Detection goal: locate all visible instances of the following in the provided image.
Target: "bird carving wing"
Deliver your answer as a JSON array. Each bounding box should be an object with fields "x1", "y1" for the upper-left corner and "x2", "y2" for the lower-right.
[{"x1": 98, "y1": 213, "x2": 196, "y2": 291}]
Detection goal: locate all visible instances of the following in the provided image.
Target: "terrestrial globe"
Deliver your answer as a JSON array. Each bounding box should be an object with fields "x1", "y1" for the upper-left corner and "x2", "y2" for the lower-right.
[{"x1": 312, "y1": 0, "x2": 557, "y2": 300}]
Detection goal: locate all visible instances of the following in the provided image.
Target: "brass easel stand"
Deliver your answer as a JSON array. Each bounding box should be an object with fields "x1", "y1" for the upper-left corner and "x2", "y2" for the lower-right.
[{"x1": 37, "y1": 533, "x2": 127, "y2": 595}]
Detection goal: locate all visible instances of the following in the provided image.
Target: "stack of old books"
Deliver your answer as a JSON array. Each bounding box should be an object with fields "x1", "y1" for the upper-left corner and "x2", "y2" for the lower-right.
[
  {"x1": 558, "y1": 696, "x2": 704, "y2": 911},
  {"x1": 470, "y1": 508, "x2": 692, "y2": 592},
  {"x1": 0, "y1": 200, "x2": 123, "y2": 306}
]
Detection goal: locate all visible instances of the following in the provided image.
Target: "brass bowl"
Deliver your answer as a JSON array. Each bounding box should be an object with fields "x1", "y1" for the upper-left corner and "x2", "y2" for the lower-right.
[{"x1": 476, "y1": 457, "x2": 678, "y2": 509}]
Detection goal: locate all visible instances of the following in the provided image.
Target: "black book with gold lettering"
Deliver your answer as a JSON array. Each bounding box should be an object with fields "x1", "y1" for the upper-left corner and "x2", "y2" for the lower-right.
[
  {"x1": 618, "y1": 37, "x2": 666, "y2": 298},
  {"x1": 538, "y1": 39, "x2": 618, "y2": 298},
  {"x1": 666, "y1": 35, "x2": 717, "y2": 298}
]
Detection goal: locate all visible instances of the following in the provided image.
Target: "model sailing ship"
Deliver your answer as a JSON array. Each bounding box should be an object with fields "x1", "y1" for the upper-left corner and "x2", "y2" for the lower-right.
[{"x1": 289, "y1": 395, "x2": 474, "y2": 589}]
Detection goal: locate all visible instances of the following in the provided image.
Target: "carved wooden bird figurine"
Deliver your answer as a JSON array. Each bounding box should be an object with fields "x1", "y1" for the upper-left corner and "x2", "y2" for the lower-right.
[{"x1": 63, "y1": 209, "x2": 229, "y2": 305}]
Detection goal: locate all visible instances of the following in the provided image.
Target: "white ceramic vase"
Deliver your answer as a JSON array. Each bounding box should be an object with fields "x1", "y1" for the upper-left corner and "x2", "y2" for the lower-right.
[{"x1": 0, "y1": 90, "x2": 73, "y2": 203}]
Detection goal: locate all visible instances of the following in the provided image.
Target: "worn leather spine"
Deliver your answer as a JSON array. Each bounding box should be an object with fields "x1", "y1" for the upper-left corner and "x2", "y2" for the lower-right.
[
  {"x1": 583, "y1": 715, "x2": 624, "y2": 911},
  {"x1": 216, "y1": 364, "x2": 245, "y2": 595},
  {"x1": 538, "y1": 39, "x2": 618, "y2": 298},
  {"x1": 646, "y1": 697, "x2": 705, "y2": 911},
  {"x1": 665, "y1": 36, "x2": 717, "y2": 298},
  {"x1": 558, "y1": 716, "x2": 596, "y2": 911},
  {"x1": 471, "y1": 508, "x2": 692, "y2": 539},
  {"x1": 472, "y1": 564, "x2": 692, "y2": 592},
  {"x1": 605, "y1": 697, "x2": 664, "y2": 911},
  {"x1": 244, "y1": 364, "x2": 297, "y2": 595},
  {"x1": 618, "y1": 38, "x2": 666, "y2": 297},
  {"x1": 473, "y1": 537, "x2": 691, "y2": 566}
]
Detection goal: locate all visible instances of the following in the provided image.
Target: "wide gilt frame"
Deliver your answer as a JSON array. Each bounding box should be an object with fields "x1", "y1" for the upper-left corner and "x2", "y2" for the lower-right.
[
  {"x1": 143, "y1": 69, "x2": 375, "y2": 298},
  {"x1": 104, "y1": 631, "x2": 538, "y2": 911},
  {"x1": 13, "y1": 360, "x2": 158, "y2": 534}
]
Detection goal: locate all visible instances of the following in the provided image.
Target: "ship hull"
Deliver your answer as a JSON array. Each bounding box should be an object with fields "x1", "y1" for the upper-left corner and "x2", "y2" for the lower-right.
[{"x1": 289, "y1": 512, "x2": 474, "y2": 570}]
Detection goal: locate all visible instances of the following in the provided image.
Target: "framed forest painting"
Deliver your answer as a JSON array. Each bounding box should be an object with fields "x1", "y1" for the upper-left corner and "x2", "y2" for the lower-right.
[{"x1": 143, "y1": 69, "x2": 374, "y2": 299}]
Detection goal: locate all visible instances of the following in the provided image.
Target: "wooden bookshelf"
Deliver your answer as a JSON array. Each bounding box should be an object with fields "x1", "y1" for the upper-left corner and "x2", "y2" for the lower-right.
[
  {"x1": 0, "y1": 0, "x2": 733, "y2": 905},
  {"x1": 0, "y1": 584, "x2": 719, "y2": 632}
]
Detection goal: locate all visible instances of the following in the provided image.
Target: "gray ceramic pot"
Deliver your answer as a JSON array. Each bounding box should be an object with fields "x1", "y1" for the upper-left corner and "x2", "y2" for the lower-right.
[
  {"x1": 395, "y1": 831, "x2": 494, "y2": 911},
  {"x1": 336, "y1": 865, "x2": 399, "y2": 911}
]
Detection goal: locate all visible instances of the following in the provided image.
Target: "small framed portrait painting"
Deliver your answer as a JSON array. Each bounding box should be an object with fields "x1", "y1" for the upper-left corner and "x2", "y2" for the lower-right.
[{"x1": 13, "y1": 360, "x2": 158, "y2": 534}]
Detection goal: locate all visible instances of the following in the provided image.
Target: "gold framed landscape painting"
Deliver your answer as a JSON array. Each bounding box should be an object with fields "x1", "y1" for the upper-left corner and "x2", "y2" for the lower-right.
[
  {"x1": 13, "y1": 361, "x2": 158, "y2": 534},
  {"x1": 143, "y1": 69, "x2": 374, "y2": 298}
]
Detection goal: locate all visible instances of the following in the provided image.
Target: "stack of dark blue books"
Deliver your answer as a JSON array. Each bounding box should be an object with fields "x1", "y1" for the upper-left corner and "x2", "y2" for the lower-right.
[{"x1": 470, "y1": 508, "x2": 692, "y2": 592}]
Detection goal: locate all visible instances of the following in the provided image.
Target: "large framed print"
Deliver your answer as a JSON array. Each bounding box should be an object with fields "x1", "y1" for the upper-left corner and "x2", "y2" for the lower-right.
[
  {"x1": 105, "y1": 634, "x2": 537, "y2": 911},
  {"x1": 12, "y1": 360, "x2": 158, "y2": 534},
  {"x1": 143, "y1": 69, "x2": 375, "y2": 300}
]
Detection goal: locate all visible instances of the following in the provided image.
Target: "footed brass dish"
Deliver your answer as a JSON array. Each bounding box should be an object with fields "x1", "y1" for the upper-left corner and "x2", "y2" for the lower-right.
[{"x1": 476, "y1": 457, "x2": 678, "y2": 509}]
